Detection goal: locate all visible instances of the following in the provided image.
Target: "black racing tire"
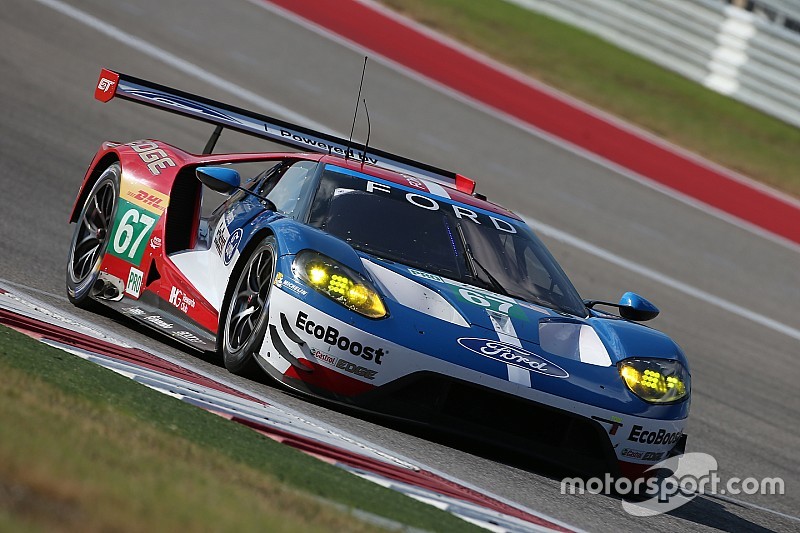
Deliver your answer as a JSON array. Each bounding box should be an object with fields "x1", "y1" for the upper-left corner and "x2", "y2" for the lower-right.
[
  {"x1": 219, "y1": 235, "x2": 277, "y2": 376},
  {"x1": 66, "y1": 162, "x2": 121, "y2": 308}
]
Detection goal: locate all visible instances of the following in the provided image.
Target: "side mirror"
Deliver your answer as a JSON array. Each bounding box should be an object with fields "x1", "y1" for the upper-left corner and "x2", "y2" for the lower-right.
[
  {"x1": 196, "y1": 166, "x2": 241, "y2": 194},
  {"x1": 618, "y1": 292, "x2": 659, "y2": 322},
  {"x1": 584, "y1": 292, "x2": 660, "y2": 321}
]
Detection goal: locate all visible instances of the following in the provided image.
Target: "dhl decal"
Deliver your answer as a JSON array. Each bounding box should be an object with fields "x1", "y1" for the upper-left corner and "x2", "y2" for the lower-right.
[{"x1": 120, "y1": 180, "x2": 169, "y2": 215}]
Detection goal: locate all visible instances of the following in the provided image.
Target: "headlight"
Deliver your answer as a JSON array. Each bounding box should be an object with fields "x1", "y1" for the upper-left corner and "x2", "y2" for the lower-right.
[
  {"x1": 293, "y1": 251, "x2": 387, "y2": 319},
  {"x1": 618, "y1": 358, "x2": 689, "y2": 403}
]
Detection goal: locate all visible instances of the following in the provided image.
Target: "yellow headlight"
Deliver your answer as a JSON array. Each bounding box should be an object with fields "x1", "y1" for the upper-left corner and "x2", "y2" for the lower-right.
[
  {"x1": 618, "y1": 359, "x2": 689, "y2": 403},
  {"x1": 347, "y1": 284, "x2": 369, "y2": 305},
  {"x1": 294, "y1": 251, "x2": 387, "y2": 319},
  {"x1": 307, "y1": 265, "x2": 329, "y2": 286}
]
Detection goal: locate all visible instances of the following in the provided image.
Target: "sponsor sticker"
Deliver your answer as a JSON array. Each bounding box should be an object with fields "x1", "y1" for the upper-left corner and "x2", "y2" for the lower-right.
[
  {"x1": 274, "y1": 272, "x2": 308, "y2": 297},
  {"x1": 404, "y1": 176, "x2": 427, "y2": 190},
  {"x1": 335, "y1": 359, "x2": 378, "y2": 380},
  {"x1": 149, "y1": 236, "x2": 162, "y2": 249},
  {"x1": 94, "y1": 69, "x2": 119, "y2": 102},
  {"x1": 621, "y1": 448, "x2": 644, "y2": 459},
  {"x1": 168, "y1": 286, "x2": 195, "y2": 314},
  {"x1": 408, "y1": 268, "x2": 443, "y2": 283},
  {"x1": 295, "y1": 311, "x2": 386, "y2": 365},
  {"x1": 213, "y1": 223, "x2": 230, "y2": 257},
  {"x1": 309, "y1": 347, "x2": 377, "y2": 380},
  {"x1": 592, "y1": 415, "x2": 624, "y2": 436},
  {"x1": 310, "y1": 347, "x2": 337, "y2": 366},
  {"x1": 125, "y1": 267, "x2": 144, "y2": 298},
  {"x1": 276, "y1": 129, "x2": 378, "y2": 165},
  {"x1": 173, "y1": 330, "x2": 203, "y2": 345},
  {"x1": 119, "y1": 177, "x2": 170, "y2": 215},
  {"x1": 97, "y1": 77, "x2": 115, "y2": 93},
  {"x1": 457, "y1": 337, "x2": 568, "y2": 378},
  {"x1": 643, "y1": 451, "x2": 665, "y2": 461},
  {"x1": 143, "y1": 315, "x2": 173, "y2": 330},
  {"x1": 627, "y1": 425, "x2": 683, "y2": 446},
  {"x1": 126, "y1": 141, "x2": 176, "y2": 176},
  {"x1": 223, "y1": 228, "x2": 242, "y2": 265}
]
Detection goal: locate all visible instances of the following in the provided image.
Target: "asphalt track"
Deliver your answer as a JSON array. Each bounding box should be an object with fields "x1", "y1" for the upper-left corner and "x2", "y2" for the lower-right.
[{"x1": 0, "y1": 0, "x2": 797, "y2": 531}]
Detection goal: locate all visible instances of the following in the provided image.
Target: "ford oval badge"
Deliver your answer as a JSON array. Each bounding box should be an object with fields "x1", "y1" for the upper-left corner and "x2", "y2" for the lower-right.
[{"x1": 458, "y1": 338, "x2": 569, "y2": 378}]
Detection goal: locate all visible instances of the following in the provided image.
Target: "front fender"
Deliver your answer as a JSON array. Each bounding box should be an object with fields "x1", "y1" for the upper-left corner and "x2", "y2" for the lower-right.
[
  {"x1": 590, "y1": 316, "x2": 689, "y2": 369},
  {"x1": 246, "y1": 216, "x2": 365, "y2": 274}
]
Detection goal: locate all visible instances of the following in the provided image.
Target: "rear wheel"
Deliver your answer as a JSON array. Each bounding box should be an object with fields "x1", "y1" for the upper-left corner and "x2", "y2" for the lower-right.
[
  {"x1": 220, "y1": 236, "x2": 276, "y2": 376},
  {"x1": 66, "y1": 163, "x2": 120, "y2": 308}
]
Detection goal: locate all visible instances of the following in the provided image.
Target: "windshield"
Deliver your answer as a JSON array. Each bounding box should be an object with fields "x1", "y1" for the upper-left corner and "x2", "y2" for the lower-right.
[{"x1": 308, "y1": 166, "x2": 587, "y2": 316}]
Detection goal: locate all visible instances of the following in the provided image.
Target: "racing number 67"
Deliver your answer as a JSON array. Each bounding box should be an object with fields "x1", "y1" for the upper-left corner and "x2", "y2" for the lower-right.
[
  {"x1": 459, "y1": 288, "x2": 513, "y2": 314},
  {"x1": 113, "y1": 208, "x2": 155, "y2": 259}
]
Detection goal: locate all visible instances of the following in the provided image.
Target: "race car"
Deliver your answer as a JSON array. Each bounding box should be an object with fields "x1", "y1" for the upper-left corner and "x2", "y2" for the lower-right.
[{"x1": 67, "y1": 69, "x2": 689, "y2": 479}]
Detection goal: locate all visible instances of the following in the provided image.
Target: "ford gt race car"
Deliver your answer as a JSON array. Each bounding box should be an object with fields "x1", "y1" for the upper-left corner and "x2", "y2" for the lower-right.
[{"x1": 67, "y1": 69, "x2": 689, "y2": 479}]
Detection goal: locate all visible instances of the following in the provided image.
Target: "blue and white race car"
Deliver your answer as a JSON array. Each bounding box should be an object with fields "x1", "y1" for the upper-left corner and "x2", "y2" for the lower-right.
[{"x1": 68, "y1": 69, "x2": 690, "y2": 479}]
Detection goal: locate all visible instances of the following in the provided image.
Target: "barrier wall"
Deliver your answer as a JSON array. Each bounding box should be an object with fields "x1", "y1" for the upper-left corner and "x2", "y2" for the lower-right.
[{"x1": 506, "y1": 0, "x2": 800, "y2": 128}]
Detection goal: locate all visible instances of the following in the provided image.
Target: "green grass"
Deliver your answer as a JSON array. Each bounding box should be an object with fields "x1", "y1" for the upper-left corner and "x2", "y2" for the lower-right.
[
  {"x1": 379, "y1": 0, "x2": 800, "y2": 197},
  {"x1": 0, "y1": 326, "x2": 480, "y2": 532}
]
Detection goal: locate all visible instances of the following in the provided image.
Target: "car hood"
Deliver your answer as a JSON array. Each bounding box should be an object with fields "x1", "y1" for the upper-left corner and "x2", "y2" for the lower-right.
[{"x1": 361, "y1": 257, "x2": 685, "y2": 368}]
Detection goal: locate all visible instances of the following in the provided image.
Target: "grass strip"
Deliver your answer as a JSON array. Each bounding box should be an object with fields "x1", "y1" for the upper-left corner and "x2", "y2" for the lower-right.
[
  {"x1": 378, "y1": 0, "x2": 800, "y2": 197},
  {"x1": 0, "y1": 325, "x2": 481, "y2": 532}
]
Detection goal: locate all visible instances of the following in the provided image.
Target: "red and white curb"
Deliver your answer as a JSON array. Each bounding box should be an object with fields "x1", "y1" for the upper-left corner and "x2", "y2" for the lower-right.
[{"x1": 0, "y1": 286, "x2": 579, "y2": 533}]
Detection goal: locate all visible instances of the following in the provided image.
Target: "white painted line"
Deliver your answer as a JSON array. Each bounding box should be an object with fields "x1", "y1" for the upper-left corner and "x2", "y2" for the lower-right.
[
  {"x1": 522, "y1": 215, "x2": 800, "y2": 342},
  {"x1": 32, "y1": 0, "x2": 343, "y2": 134},
  {"x1": 29, "y1": 0, "x2": 800, "y2": 343},
  {"x1": 704, "y1": 492, "x2": 800, "y2": 524},
  {"x1": 0, "y1": 279, "x2": 69, "y2": 302},
  {"x1": 3, "y1": 281, "x2": 579, "y2": 531}
]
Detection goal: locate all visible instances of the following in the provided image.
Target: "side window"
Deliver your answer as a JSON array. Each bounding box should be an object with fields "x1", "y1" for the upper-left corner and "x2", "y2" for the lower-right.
[{"x1": 258, "y1": 161, "x2": 318, "y2": 219}]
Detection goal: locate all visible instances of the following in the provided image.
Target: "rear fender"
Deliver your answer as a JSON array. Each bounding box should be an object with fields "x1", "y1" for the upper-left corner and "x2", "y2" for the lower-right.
[
  {"x1": 69, "y1": 140, "x2": 189, "y2": 222},
  {"x1": 69, "y1": 143, "x2": 119, "y2": 223}
]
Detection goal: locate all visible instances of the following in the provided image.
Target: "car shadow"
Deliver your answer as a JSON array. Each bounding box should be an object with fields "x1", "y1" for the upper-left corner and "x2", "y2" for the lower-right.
[
  {"x1": 82, "y1": 309, "x2": 779, "y2": 531},
  {"x1": 262, "y1": 385, "x2": 779, "y2": 532}
]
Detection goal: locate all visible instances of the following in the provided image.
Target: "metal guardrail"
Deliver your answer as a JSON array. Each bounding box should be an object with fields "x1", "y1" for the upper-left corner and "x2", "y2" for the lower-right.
[
  {"x1": 505, "y1": 0, "x2": 800, "y2": 128},
  {"x1": 727, "y1": 0, "x2": 800, "y2": 31}
]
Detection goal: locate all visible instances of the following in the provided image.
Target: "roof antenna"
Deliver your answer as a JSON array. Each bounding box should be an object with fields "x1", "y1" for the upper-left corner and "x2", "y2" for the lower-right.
[
  {"x1": 360, "y1": 98, "x2": 371, "y2": 168},
  {"x1": 345, "y1": 56, "x2": 368, "y2": 162}
]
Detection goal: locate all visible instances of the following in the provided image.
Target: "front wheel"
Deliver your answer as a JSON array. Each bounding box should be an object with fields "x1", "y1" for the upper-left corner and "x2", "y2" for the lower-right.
[
  {"x1": 66, "y1": 163, "x2": 120, "y2": 308},
  {"x1": 220, "y1": 236, "x2": 277, "y2": 376}
]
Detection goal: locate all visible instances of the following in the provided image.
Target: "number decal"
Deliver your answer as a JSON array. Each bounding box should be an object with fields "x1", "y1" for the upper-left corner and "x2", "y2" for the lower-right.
[
  {"x1": 459, "y1": 289, "x2": 490, "y2": 308},
  {"x1": 458, "y1": 288, "x2": 514, "y2": 314},
  {"x1": 129, "y1": 212, "x2": 155, "y2": 258},
  {"x1": 108, "y1": 199, "x2": 159, "y2": 265},
  {"x1": 112, "y1": 209, "x2": 136, "y2": 256},
  {"x1": 112, "y1": 208, "x2": 155, "y2": 258}
]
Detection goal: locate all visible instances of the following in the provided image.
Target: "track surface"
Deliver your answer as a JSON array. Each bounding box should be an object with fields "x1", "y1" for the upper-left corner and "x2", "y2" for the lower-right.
[{"x1": 1, "y1": 0, "x2": 797, "y2": 531}]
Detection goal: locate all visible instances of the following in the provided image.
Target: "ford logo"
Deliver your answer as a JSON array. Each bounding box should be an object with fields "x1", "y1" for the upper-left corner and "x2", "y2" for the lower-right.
[
  {"x1": 223, "y1": 228, "x2": 243, "y2": 266},
  {"x1": 457, "y1": 338, "x2": 569, "y2": 378}
]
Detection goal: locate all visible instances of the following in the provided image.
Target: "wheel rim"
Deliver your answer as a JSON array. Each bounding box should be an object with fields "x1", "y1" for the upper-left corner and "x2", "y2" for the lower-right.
[
  {"x1": 70, "y1": 178, "x2": 116, "y2": 283},
  {"x1": 226, "y1": 246, "x2": 274, "y2": 353}
]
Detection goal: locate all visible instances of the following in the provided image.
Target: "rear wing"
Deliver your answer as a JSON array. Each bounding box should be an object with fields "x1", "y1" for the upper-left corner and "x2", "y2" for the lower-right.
[{"x1": 94, "y1": 68, "x2": 476, "y2": 194}]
